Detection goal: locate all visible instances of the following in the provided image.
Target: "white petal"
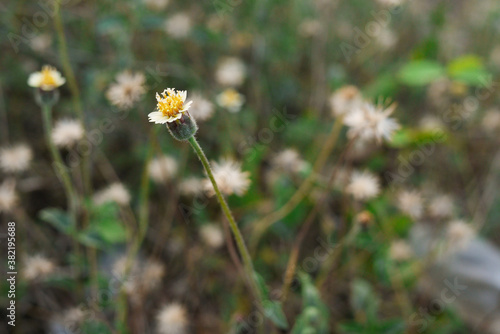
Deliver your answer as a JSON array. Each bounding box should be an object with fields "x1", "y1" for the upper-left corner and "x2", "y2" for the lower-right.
[
  {"x1": 148, "y1": 111, "x2": 169, "y2": 124},
  {"x1": 28, "y1": 73, "x2": 42, "y2": 87}
]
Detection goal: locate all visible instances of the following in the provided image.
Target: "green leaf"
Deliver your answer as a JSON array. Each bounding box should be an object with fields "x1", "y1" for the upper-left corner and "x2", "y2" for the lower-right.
[
  {"x1": 398, "y1": 60, "x2": 445, "y2": 86},
  {"x1": 39, "y1": 208, "x2": 75, "y2": 235},
  {"x1": 253, "y1": 272, "x2": 289, "y2": 329},
  {"x1": 351, "y1": 279, "x2": 379, "y2": 322},
  {"x1": 263, "y1": 300, "x2": 289, "y2": 330},
  {"x1": 447, "y1": 55, "x2": 490, "y2": 86}
]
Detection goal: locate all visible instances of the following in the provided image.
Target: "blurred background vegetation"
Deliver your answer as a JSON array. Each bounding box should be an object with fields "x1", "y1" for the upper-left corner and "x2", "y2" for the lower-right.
[{"x1": 1, "y1": 0, "x2": 500, "y2": 333}]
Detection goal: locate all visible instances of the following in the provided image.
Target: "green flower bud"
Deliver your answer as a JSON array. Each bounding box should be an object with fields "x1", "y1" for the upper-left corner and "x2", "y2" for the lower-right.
[{"x1": 166, "y1": 112, "x2": 198, "y2": 141}]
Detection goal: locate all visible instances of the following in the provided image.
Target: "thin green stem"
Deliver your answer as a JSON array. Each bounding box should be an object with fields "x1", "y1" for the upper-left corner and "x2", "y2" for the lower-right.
[
  {"x1": 116, "y1": 129, "x2": 155, "y2": 332},
  {"x1": 249, "y1": 116, "x2": 345, "y2": 251},
  {"x1": 187, "y1": 136, "x2": 264, "y2": 309},
  {"x1": 53, "y1": 1, "x2": 91, "y2": 197}
]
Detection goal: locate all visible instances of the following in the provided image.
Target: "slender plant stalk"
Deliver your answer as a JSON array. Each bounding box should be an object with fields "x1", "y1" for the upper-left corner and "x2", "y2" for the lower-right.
[
  {"x1": 249, "y1": 116, "x2": 344, "y2": 251},
  {"x1": 187, "y1": 136, "x2": 264, "y2": 309},
  {"x1": 280, "y1": 136, "x2": 356, "y2": 302},
  {"x1": 41, "y1": 104, "x2": 83, "y2": 286},
  {"x1": 116, "y1": 128, "x2": 155, "y2": 332},
  {"x1": 53, "y1": 2, "x2": 99, "y2": 300}
]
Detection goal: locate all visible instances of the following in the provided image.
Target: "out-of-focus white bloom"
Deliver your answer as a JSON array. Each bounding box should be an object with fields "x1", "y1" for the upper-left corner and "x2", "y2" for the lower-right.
[
  {"x1": 0, "y1": 179, "x2": 17, "y2": 213},
  {"x1": 428, "y1": 194, "x2": 454, "y2": 219},
  {"x1": 188, "y1": 92, "x2": 214, "y2": 121},
  {"x1": 446, "y1": 220, "x2": 475, "y2": 251},
  {"x1": 23, "y1": 255, "x2": 56, "y2": 281},
  {"x1": 490, "y1": 45, "x2": 500, "y2": 68},
  {"x1": 203, "y1": 159, "x2": 250, "y2": 196},
  {"x1": 59, "y1": 307, "x2": 86, "y2": 330},
  {"x1": 375, "y1": 28, "x2": 397, "y2": 49},
  {"x1": 0, "y1": 144, "x2": 33, "y2": 173},
  {"x1": 106, "y1": 71, "x2": 146, "y2": 110},
  {"x1": 397, "y1": 190, "x2": 423, "y2": 219},
  {"x1": 179, "y1": 177, "x2": 204, "y2": 197},
  {"x1": 481, "y1": 109, "x2": 500, "y2": 133},
  {"x1": 51, "y1": 119, "x2": 85, "y2": 148},
  {"x1": 28, "y1": 65, "x2": 66, "y2": 91},
  {"x1": 121, "y1": 258, "x2": 165, "y2": 297},
  {"x1": 298, "y1": 19, "x2": 323, "y2": 37},
  {"x1": 271, "y1": 149, "x2": 307, "y2": 174},
  {"x1": 148, "y1": 88, "x2": 193, "y2": 124},
  {"x1": 199, "y1": 224, "x2": 224, "y2": 249},
  {"x1": 156, "y1": 303, "x2": 188, "y2": 334},
  {"x1": 164, "y1": 13, "x2": 192, "y2": 39},
  {"x1": 329, "y1": 85, "x2": 363, "y2": 117},
  {"x1": 30, "y1": 34, "x2": 52, "y2": 53},
  {"x1": 346, "y1": 170, "x2": 380, "y2": 200},
  {"x1": 389, "y1": 240, "x2": 414, "y2": 261},
  {"x1": 333, "y1": 167, "x2": 351, "y2": 190},
  {"x1": 216, "y1": 89, "x2": 245, "y2": 113},
  {"x1": 376, "y1": 0, "x2": 405, "y2": 7},
  {"x1": 93, "y1": 183, "x2": 131, "y2": 206},
  {"x1": 343, "y1": 102, "x2": 400, "y2": 143},
  {"x1": 418, "y1": 115, "x2": 445, "y2": 132},
  {"x1": 143, "y1": 0, "x2": 169, "y2": 11},
  {"x1": 426, "y1": 79, "x2": 451, "y2": 107},
  {"x1": 215, "y1": 57, "x2": 247, "y2": 87},
  {"x1": 142, "y1": 259, "x2": 166, "y2": 291},
  {"x1": 148, "y1": 155, "x2": 178, "y2": 184}
]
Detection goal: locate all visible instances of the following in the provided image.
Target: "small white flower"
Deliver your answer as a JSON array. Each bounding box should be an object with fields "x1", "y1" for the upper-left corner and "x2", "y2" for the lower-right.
[
  {"x1": 0, "y1": 144, "x2": 33, "y2": 173},
  {"x1": 397, "y1": 190, "x2": 423, "y2": 219},
  {"x1": 446, "y1": 220, "x2": 475, "y2": 251},
  {"x1": 200, "y1": 224, "x2": 224, "y2": 249},
  {"x1": 216, "y1": 89, "x2": 245, "y2": 113},
  {"x1": 164, "y1": 13, "x2": 192, "y2": 39},
  {"x1": 298, "y1": 19, "x2": 323, "y2": 37},
  {"x1": 271, "y1": 149, "x2": 307, "y2": 174},
  {"x1": 93, "y1": 183, "x2": 131, "y2": 206},
  {"x1": 418, "y1": 115, "x2": 445, "y2": 132},
  {"x1": 215, "y1": 57, "x2": 247, "y2": 87},
  {"x1": 51, "y1": 119, "x2": 85, "y2": 148},
  {"x1": 28, "y1": 65, "x2": 66, "y2": 91},
  {"x1": 389, "y1": 240, "x2": 413, "y2": 261},
  {"x1": 329, "y1": 85, "x2": 364, "y2": 117},
  {"x1": 481, "y1": 109, "x2": 500, "y2": 133},
  {"x1": 143, "y1": 0, "x2": 169, "y2": 11},
  {"x1": 179, "y1": 177, "x2": 204, "y2": 197},
  {"x1": 30, "y1": 34, "x2": 52, "y2": 53},
  {"x1": 0, "y1": 179, "x2": 17, "y2": 213},
  {"x1": 344, "y1": 101, "x2": 400, "y2": 143},
  {"x1": 346, "y1": 170, "x2": 380, "y2": 200},
  {"x1": 23, "y1": 255, "x2": 56, "y2": 281},
  {"x1": 106, "y1": 71, "x2": 146, "y2": 110},
  {"x1": 203, "y1": 159, "x2": 250, "y2": 196},
  {"x1": 188, "y1": 92, "x2": 214, "y2": 121},
  {"x1": 156, "y1": 303, "x2": 188, "y2": 334},
  {"x1": 148, "y1": 88, "x2": 193, "y2": 124},
  {"x1": 148, "y1": 155, "x2": 178, "y2": 184},
  {"x1": 428, "y1": 194, "x2": 454, "y2": 219},
  {"x1": 376, "y1": 0, "x2": 405, "y2": 6}
]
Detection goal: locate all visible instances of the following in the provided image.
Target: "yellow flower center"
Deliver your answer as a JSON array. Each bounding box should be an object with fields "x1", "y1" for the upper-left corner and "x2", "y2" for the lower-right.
[
  {"x1": 222, "y1": 89, "x2": 239, "y2": 104},
  {"x1": 157, "y1": 90, "x2": 185, "y2": 117},
  {"x1": 40, "y1": 66, "x2": 58, "y2": 87}
]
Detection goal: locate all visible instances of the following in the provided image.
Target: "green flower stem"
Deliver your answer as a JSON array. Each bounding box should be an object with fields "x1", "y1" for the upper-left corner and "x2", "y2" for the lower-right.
[
  {"x1": 41, "y1": 105, "x2": 78, "y2": 217},
  {"x1": 187, "y1": 136, "x2": 264, "y2": 308},
  {"x1": 116, "y1": 129, "x2": 155, "y2": 333},
  {"x1": 41, "y1": 104, "x2": 82, "y2": 290}
]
